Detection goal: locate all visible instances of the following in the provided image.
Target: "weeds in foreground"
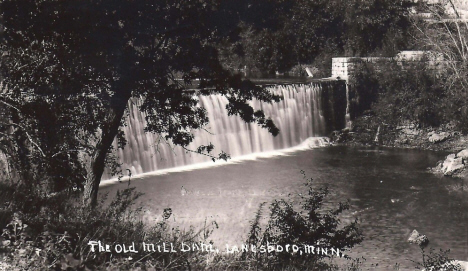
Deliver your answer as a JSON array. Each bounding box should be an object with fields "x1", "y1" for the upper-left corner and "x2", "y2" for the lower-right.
[
  {"x1": 0, "y1": 185, "x2": 225, "y2": 270},
  {"x1": 241, "y1": 171, "x2": 363, "y2": 270},
  {"x1": 413, "y1": 248, "x2": 463, "y2": 271}
]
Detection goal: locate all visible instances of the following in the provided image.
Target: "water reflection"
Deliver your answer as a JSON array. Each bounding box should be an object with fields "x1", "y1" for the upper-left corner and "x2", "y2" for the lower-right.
[{"x1": 101, "y1": 146, "x2": 468, "y2": 270}]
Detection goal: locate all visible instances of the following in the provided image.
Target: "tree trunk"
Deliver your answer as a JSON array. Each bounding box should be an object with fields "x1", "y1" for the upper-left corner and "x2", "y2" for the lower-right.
[{"x1": 83, "y1": 90, "x2": 132, "y2": 208}]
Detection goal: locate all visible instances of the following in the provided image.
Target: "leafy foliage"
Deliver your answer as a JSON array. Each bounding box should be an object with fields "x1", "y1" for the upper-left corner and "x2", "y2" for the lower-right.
[
  {"x1": 219, "y1": 0, "x2": 415, "y2": 76},
  {"x1": 348, "y1": 58, "x2": 453, "y2": 144},
  {"x1": 414, "y1": 248, "x2": 463, "y2": 271},
  {"x1": 342, "y1": 0, "x2": 414, "y2": 57},
  {"x1": 413, "y1": 5, "x2": 468, "y2": 133},
  {"x1": 346, "y1": 4, "x2": 468, "y2": 138},
  {"x1": 0, "y1": 185, "x2": 226, "y2": 270},
  {"x1": 0, "y1": 0, "x2": 281, "y2": 206},
  {"x1": 243, "y1": 172, "x2": 363, "y2": 270}
]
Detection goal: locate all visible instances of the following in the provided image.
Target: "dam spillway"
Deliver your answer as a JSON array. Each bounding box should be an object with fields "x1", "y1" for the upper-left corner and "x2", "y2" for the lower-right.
[{"x1": 108, "y1": 81, "x2": 347, "y2": 178}]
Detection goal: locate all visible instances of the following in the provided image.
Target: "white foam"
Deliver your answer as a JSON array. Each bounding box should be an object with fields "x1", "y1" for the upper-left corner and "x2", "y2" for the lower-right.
[
  {"x1": 100, "y1": 137, "x2": 330, "y2": 187},
  {"x1": 104, "y1": 83, "x2": 329, "y2": 179}
]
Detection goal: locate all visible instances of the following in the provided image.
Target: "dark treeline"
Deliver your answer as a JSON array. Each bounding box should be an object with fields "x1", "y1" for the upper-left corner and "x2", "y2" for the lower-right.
[{"x1": 216, "y1": 0, "x2": 415, "y2": 77}]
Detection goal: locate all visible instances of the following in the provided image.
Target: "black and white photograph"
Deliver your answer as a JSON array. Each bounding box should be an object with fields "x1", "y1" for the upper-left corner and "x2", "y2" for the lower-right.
[{"x1": 1, "y1": 0, "x2": 468, "y2": 270}]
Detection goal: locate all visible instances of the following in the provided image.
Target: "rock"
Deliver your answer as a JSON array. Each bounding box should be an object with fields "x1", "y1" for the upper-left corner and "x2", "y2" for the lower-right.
[
  {"x1": 425, "y1": 260, "x2": 468, "y2": 271},
  {"x1": 443, "y1": 121, "x2": 457, "y2": 131},
  {"x1": 396, "y1": 121, "x2": 416, "y2": 130},
  {"x1": 453, "y1": 260, "x2": 468, "y2": 270},
  {"x1": 428, "y1": 132, "x2": 451, "y2": 143},
  {"x1": 401, "y1": 128, "x2": 420, "y2": 136},
  {"x1": 330, "y1": 128, "x2": 350, "y2": 143},
  {"x1": 457, "y1": 149, "x2": 468, "y2": 160},
  {"x1": 0, "y1": 262, "x2": 12, "y2": 271},
  {"x1": 442, "y1": 156, "x2": 465, "y2": 175},
  {"x1": 397, "y1": 122, "x2": 419, "y2": 137},
  {"x1": 408, "y1": 229, "x2": 429, "y2": 248},
  {"x1": 395, "y1": 138, "x2": 409, "y2": 145}
]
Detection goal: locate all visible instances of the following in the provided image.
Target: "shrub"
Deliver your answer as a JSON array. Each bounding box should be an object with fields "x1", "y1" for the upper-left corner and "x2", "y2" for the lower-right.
[
  {"x1": 242, "y1": 171, "x2": 363, "y2": 270},
  {"x1": 348, "y1": 59, "x2": 454, "y2": 144},
  {"x1": 347, "y1": 60, "x2": 381, "y2": 120},
  {"x1": 0, "y1": 185, "x2": 222, "y2": 270},
  {"x1": 349, "y1": 59, "x2": 447, "y2": 127},
  {"x1": 414, "y1": 248, "x2": 463, "y2": 271}
]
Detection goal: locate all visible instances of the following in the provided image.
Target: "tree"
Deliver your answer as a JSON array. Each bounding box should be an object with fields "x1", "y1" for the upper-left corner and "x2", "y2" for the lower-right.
[
  {"x1": 342, "y1": 0, "x2": 414, "y2": 57},
  {"x1": 218, "y1": 0, "x2": 415, "y2": 76},
  {"x1": 413, "y1": 1, "x2": 468, "y2": 131},
  {"x1": 350, "y1": 60, "x2": 445, "y2": 128},
  {"x1": 0, "y1": 0, "x2": 280, "y2": 207}
]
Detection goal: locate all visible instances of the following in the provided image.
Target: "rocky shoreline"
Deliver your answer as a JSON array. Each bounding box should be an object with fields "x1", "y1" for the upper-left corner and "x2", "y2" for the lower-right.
[
  {"x1": 331, "y1": 122, "x2": 468, "y2": 179},
  {"x1": 331, "y1": 122, "x2": 468, "y2": 270}
]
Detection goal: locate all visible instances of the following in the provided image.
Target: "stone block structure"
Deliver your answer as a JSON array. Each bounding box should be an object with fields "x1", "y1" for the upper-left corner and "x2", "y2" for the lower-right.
[{"x1": 331, "y1": 51, "x2": 430, "y2": 80}]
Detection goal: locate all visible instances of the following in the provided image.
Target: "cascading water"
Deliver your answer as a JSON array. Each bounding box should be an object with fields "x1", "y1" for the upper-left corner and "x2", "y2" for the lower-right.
[
  {"x1": 105, "y1": 82, "x2": 346, "y2": 180},
  {"x1": 345, "y1": 83, "x2": 352, "y2": 128}
]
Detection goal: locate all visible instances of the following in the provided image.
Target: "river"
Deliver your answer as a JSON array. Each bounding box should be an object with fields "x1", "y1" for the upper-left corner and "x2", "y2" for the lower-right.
[{"x1": 101, "y1": 144, "x2": 468, "y2": 270}]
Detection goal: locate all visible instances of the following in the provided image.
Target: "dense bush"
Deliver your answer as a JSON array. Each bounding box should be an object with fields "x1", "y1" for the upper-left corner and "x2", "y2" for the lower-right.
[
  {"x1": 350, "y1": 60, "x2": 447, "y2": 127},
  {"x1": 242, "y1": 172, "x2": 363, "y2": 270},
  {"x1": 347, "y1": 61, "x2": 381, "y2": 120},
  {"x1": 216, "y1": 0, "x2": 414, "y2": 77},
  {"x1": 347, "y1": 58, "x2": 465, "y2": 144},
  {"x1": 0, "y1": 185, "x2": 225, "y2": 271},
  {"x1": 414, "y1": 248, "x2": 462, "y2": 271}
]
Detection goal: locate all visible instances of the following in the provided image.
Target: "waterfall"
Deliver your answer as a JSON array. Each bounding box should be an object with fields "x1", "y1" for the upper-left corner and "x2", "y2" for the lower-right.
[
  {"x1": 345, "y1": 83, "x2": 352, "y2": 128},
  {"x1": 106, "y1": 82, "x2": 346, "y2": 179}
]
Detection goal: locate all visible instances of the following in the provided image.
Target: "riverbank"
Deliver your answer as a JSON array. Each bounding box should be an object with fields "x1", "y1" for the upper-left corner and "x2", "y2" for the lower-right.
[
  {"x1": 331, "y1": 119, "x2": 468, "y2": 179},
  {"x1": 329, "y1": 119, "x2": 468, "y2": 270}
]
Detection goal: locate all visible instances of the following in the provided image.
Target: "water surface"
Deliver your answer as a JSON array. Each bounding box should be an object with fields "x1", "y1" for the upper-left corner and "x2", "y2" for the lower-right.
[{"x1": 102, "y1": 146, "x2": 468, "y2": 270}]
